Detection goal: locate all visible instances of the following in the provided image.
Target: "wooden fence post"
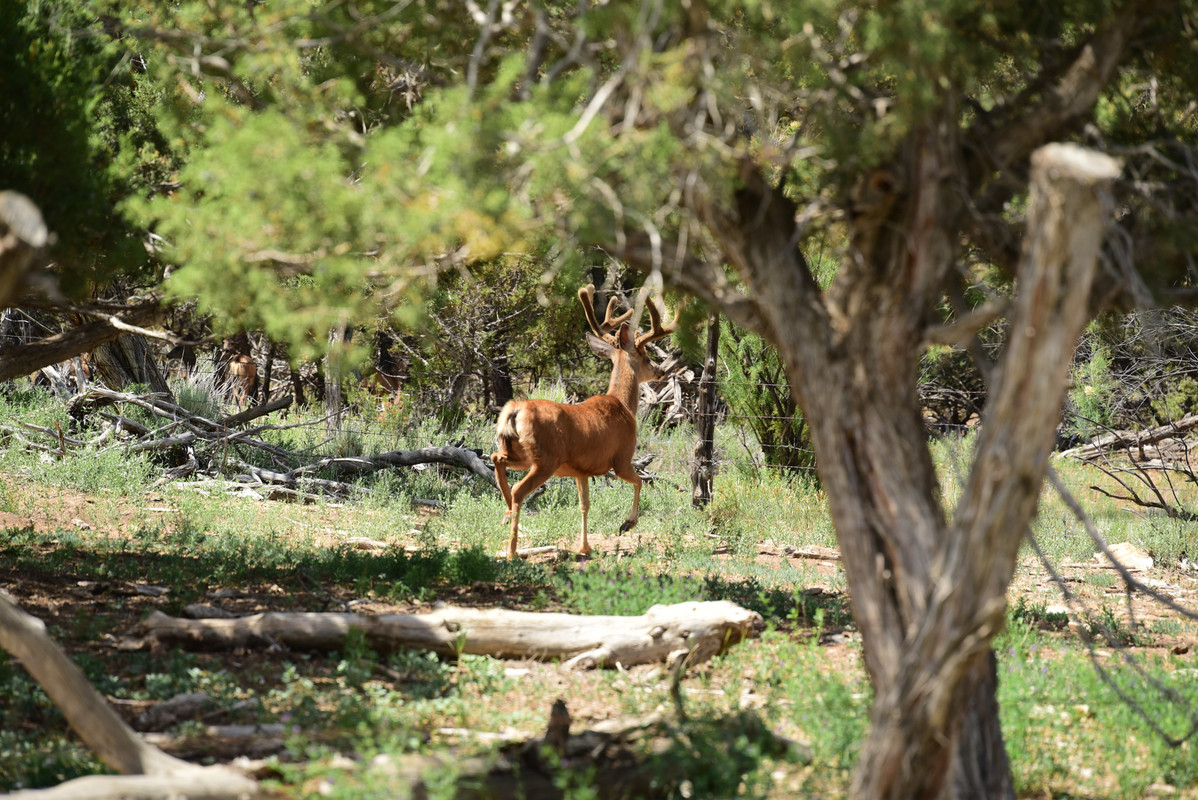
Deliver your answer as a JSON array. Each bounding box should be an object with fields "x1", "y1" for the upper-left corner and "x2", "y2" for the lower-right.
[{"x1": 691, "y1": 311, "x2": 720, "y2": 507}]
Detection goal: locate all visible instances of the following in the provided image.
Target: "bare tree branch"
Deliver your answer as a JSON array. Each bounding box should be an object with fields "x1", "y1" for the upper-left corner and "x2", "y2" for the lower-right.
[{"x1": 0, "y1": 299, "x2": 165, "y2": 382}]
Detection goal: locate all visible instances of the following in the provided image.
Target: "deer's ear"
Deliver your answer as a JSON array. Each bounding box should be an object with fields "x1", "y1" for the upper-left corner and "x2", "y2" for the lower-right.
[
  {"x1": 586, "y1": 331, "x2": 616, "y2": 359},
  {"x1": 616, "y1": 322, "x2": 635, "y2": 351}
]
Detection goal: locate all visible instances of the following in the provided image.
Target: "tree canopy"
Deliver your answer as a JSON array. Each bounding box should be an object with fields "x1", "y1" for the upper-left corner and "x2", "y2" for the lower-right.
[{"x1": 7, "y1": 2, "x2": 1195, "y2": 345}]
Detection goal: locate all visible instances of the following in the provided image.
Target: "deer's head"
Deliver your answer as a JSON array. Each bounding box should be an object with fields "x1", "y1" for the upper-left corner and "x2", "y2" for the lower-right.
[{"x1": 579, "y1": 284, "x2": 679, "y2": 385}]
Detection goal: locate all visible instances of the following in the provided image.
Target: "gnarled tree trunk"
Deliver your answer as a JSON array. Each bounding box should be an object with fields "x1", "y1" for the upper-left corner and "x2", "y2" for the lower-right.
[{"x1": 677, "y1": 142, "x2": 1119, "y2": 799}]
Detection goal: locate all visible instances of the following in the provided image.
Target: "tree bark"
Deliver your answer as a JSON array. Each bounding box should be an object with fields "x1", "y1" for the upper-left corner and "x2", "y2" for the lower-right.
[
  {"x1": 131, "y1": 601, "x2": 762, "y2": 669},
  {"x1": 324, "y1": 325, "x2": 348, "y2": 435},
  {"x1": 0, "y1": 300, "x2": 164, "y2": 382},
  {"x1": 91, "y1": 332, "x2": 173, "y2": 396},
  {"x1": 674, "y1": 141, "x2": 1119, "y2": 799},
  {"x1": 259, "y1": 341, "x2": 276, "y2": 405}
]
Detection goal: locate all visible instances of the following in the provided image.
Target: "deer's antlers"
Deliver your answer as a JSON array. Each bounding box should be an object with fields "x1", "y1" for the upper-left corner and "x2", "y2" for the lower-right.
[
  {"x1": 578, "y1": 284, "x2": 633, "y2": 339},
  {"x1": 578, "y1": 284, "x2": 680, "y2": 346}
]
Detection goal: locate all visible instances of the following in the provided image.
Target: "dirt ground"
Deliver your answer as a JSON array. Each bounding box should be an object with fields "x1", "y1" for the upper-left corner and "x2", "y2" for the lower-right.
[
  {"x1": 1, "y1": 475, "x2": 1196, "y2": 796},
  {"x1": 1, "y1": 475, "x2": 1195, "y2": 673}
]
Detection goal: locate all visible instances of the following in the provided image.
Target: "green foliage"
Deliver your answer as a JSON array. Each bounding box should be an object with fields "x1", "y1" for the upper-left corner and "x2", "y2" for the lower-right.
[
  {"x1": 556, "y1": 562, "x2": 705, "y2": 617},
  {"x1": 0, "y1": 411, "x2": 1196, "y2": 795},
  {"x1": 998, "y1": 620, "x2": 1198, "y2": 799},
  {"x1": 0, "y1": 0, "x2": 154, "y2": 292},
  {"x1": 402, "y1": 258, "x2": 593, "y2": 422},
  {"x1": 718, "y1": 321, "x2": 817, "y2": 480},
  {"x1": 555, "y1": 561, "x2": 845, "y2": 629},
  {"x1": 1151, "y1": 375, "x2": 1198, "y2": 424},
  {"x1": 169, "y1": 373, "x2": 225, "y2": 422},
  {"x1": 0, "y1": 733, "x2": 105, "y2": 793},
  {"x1": 1069, "y1": 309, "x2": 1198, "y2": 431},
  {"x1": 1068, "y1": 339, "x2": 1118, "y2": 439}
]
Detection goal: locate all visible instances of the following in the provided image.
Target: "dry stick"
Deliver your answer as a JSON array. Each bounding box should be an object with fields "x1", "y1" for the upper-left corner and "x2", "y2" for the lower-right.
[
  {"x1": 1039, "y1": 467, "x2": 1198, "y2": 747},
  {"x1": 217, "y1": 393, "x2": 293, "y2": 427},
  {"x1": 240, "y1": 464, "x2": 364, "y2": 498}
]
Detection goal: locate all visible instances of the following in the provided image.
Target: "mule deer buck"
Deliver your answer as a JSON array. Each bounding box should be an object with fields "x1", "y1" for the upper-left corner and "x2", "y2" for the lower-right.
[{"x1": 491, "y1": 284, "x2": 680, "y2": 559}]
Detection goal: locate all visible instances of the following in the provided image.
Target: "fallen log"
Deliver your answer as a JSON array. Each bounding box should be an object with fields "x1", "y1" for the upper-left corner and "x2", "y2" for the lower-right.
[
  {"x1": 130, "y1": 601, "x2": 762, "y2": 669},
  {"x1": 1060, "y1": 413, "x2": 1198, "y2": 462}
]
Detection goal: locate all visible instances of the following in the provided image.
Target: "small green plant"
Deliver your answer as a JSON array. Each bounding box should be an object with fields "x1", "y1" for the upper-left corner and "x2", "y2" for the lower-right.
[
  {"x1": 529, "y1": 380, "x2": 569, "y2": 404},
  {"x1": 1084, "y1": 571, "x2": 1118, "y2": 589},
  {"x1": 24, "y1": 445, "x2": 155, "y2": 496},
  {"x1": 1009, "y1": 596, "x2": 1070, "y2": 631},
  {"x1": 1067, "y1": 340, "x2": 1118, "y2": 439},
  {"x1": 557, "y1": 562, "x2": 704, "y2": 616},
  {"x1": 170, "y1": 372, "x2": 224, "y2": 421},
  {"x1": 719, "y1": 320, "x2": 817, "y2": 480}
]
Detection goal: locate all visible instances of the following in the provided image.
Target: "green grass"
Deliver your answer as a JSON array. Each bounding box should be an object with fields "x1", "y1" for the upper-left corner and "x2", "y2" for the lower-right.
[
  {"x1": 998, "y1": 617, "x2": 1198, "y2": 798},
  {"x1": 2, "y1": 387, "x2": 1198, "y2": 798}
]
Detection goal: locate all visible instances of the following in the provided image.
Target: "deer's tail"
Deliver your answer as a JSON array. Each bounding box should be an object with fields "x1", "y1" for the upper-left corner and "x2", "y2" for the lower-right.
[{"x1": 495, "y1": 402, "x2": 520, "y2": 444}]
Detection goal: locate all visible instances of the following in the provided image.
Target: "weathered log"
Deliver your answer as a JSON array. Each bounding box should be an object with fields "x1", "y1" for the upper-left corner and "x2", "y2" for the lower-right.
[
  {"x1": 1060, "y1": 413, "x2": 1198, "y2": 462},
  {"x1": 275, "y1": 446, "x2": 498, "y2": 484},
  {"x1": 4, "y1": 770, "x2": 259, "y2": 800},
  {"x1": 0, "y1": 591, "x2": 258, "y2": 799},
  {"x1": 131, "y1": 601, "x2": 762, "y2": 669}
]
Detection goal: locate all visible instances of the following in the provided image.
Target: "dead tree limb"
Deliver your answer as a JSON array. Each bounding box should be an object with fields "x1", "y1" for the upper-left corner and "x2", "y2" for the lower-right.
[
  {"x1": 218, "y1": 394, "x2": 294, "y2": 427},
  {"x1": 130, "y1": 601, "x2": 762, "y2": 669},
  {"x1": 301, "y1": 446, "x2": 496, "y2": 482},
  {"x1": 0, "y1": 591, "x2": 259, "y2": 799},
  {"x1": 0, "y1": 299, "x2": 165, "y2": 382},
  {"x1": 1060, "y1": 413, "x2": 1198, "y2": 462}
]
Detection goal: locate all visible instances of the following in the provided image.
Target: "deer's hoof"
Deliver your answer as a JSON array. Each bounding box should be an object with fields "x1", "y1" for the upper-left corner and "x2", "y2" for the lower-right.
[{"x1": 619, "y1": 519, "x2": 637, "y2": 534}]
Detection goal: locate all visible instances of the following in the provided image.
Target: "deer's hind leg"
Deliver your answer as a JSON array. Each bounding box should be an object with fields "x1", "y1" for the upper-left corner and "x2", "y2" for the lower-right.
[
  {"x1": 574, "y1": 476, "x2": 592, "y2": 556},
  {"x1": 504, "y1": 464, "x2": 554, "y2": 560},
  {"x1": 611, "y1": 460, "x2": 643, "y2": 533},
  {"x1": 491, "y1": 452, "x2": 515, "y2": 521}
]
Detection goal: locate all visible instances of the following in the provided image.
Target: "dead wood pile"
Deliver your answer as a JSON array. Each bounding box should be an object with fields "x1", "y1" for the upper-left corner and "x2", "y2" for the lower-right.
[
  {"x1": 1060, "y1": 413, "x2": 1198, "y2": 467},
  {"x1": 0, "y1": 386, "x2": 495, "y2": 499}
]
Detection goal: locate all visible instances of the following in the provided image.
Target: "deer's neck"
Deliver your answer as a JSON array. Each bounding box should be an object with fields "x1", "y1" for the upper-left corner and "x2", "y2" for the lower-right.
[{"x1": 606, "y1": 356, "x2": 640, "y2": 415}]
